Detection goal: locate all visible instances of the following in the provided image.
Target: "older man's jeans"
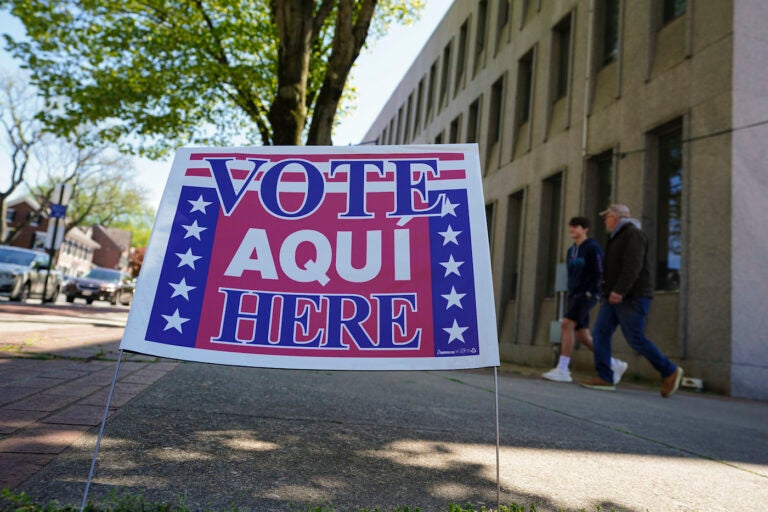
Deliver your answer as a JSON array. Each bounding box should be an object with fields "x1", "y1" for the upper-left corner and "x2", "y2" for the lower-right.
[{"x1": 592, "y1": 296, "x2": 677, "y2": 383}]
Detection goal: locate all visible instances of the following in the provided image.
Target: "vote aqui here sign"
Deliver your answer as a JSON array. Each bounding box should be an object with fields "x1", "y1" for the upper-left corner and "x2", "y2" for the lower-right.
[{"x1": 121, "y1": 145, "x2": 499, "y2": 370}]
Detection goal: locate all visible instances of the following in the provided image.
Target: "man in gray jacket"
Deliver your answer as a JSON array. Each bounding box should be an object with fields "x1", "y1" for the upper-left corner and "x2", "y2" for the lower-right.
[{"x1": 580, "y1": 204, "x2": 684, "y2": 397}]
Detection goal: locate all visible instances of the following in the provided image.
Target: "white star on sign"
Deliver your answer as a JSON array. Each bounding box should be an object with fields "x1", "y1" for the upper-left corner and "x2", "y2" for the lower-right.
[
  {"x1": 440, "y1": 254, "x2": 464, "y2": 277},
  {"x1": 441, "y1": 286, "x2": 466, "y2": 309},
  {"x1": 438, "y1": 225, "x2": 461, "y2": 246},
  {"x1": 443, "y1": 319, "x2": 468, "y2": 343},
  {"x1": 189, "y1": 195, "x2": 212, "y2": 214},
  {"x1": 169, "y1": 277, "x2": 196, "y2": 300},
  {"x1": 176, "y1": 248, "x2": 202, "y2": 269},
  {"x1": 182, "y1": 220, "x2": 206, "y2": 240},
  {"x1": 162, "y1": 308, "x2": 190, "y2": 333},
  {"x1": 441, "y1": 197, "x2": 458, "y2": 217}
]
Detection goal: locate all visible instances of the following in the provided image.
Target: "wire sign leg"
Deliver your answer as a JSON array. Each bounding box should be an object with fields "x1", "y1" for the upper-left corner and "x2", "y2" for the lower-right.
[{"x1": 81, "y1": 349, "x2": 124, "y2": 512}]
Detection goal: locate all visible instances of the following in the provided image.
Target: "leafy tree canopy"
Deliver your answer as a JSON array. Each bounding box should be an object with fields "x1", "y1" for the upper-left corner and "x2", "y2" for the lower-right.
[{"x1": 1, "y1": 0, "x2": 423, "y2": 157}]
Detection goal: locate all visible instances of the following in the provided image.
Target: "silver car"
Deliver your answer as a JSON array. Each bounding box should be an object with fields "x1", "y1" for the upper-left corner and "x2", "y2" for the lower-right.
[{"x1": 0, "y1": 246, "x2": 62, "y2": 303}]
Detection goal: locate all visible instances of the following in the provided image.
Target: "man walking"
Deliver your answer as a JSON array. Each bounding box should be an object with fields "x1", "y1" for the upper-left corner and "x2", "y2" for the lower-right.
[
  {"x1": 542, "y1": 217, "x2": 627, "y2": 383},
  {"x1": 580, "y1": 204, "x2": 684, "y2": 397}
]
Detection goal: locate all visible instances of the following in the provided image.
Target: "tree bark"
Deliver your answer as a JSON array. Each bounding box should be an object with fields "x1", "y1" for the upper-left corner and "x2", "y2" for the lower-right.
[
  {"x1": 307, "y1": 0, "x2": 377, "y2": 145},
  {"x1": 268, "y1": 0, "x2": 316, "y2": 145}
]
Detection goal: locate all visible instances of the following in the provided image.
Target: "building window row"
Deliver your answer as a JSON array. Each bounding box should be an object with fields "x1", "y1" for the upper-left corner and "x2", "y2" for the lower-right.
[
  {"x1": 508, "y1": 118, "x2": 684, "y2": 299},
  {"x1": 63, "y1": 238, "x2": 93, "y2": 260},
  {"x1": 376, "y1": 0, "x2": 686, "y2": 150}
]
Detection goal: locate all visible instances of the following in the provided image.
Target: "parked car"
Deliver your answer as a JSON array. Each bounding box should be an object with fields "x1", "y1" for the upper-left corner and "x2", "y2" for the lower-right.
[
  {"x1": 63, "y1": 267, "x2": 132, "y2": 305},
  {"x1": 0, "y1": 246, "x2": 62, "y2": 303}
]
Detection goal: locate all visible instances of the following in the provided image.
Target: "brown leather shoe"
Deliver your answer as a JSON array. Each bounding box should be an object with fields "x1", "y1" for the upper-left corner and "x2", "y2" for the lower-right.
[
  {"x1": 660, "y1": 367, "x2": 684, "y2": 398},
  {"x1": 580, "y1": 376, "x2": 615, "y2": 391}
]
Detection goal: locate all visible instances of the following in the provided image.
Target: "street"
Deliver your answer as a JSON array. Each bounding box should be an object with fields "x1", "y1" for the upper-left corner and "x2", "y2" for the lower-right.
[{"x1": 1, "y1": 301, "x2": 767, "y2": 511}]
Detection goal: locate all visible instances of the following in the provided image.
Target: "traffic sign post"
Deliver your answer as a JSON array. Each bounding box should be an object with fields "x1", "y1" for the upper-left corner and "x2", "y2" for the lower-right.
[{"x1": 42, "y1": 184, "x2": 71, "y2": 302}]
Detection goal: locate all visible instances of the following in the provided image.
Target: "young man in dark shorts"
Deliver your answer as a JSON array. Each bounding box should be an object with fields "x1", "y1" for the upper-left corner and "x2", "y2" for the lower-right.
[{"x1": 542, "y1": 217, "x2": 628, "y2": 383}]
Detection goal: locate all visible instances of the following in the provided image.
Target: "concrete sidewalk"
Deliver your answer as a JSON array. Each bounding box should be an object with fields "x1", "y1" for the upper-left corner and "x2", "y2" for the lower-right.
[{"x1": 9, "y1": 359, "x2": 768, "y2": 511}]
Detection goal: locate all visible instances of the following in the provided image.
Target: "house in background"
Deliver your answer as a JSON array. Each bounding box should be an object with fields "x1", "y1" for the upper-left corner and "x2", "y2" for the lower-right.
[
  {"x1": 4, "y1": 196, "x2": 45, "y2": 249},
  {"x1": 56, "y1": 226, "x2": 101, "y2": 278},
  {"x1": 2, "y1": 196, "x2": 135, "y2": 277},
  {"x1": 91, "y1": 225, "x2": 132, "y2": 273}
]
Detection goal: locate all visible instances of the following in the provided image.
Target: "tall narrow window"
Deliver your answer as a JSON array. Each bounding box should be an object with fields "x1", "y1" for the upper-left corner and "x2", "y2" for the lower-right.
[
  {"x1": 656, "y1": 122, "x2": 683, "y2": 291},
  {"x1": 404, "y1": 94, "x2": 413, "y2": 143},
  {"x1": 601, "y1": 0, "x2": 620, "y2": 66},
  {"x1": 496, "y1": 0, "x2": 510, "y2": 49},
  {"x1": 485, "y1": 203, "x2": 495, "y2": 254},
  {"x1": 414, "y1": 79, "x2": 424, "y2": 135},
  {"x1": 552, "y1": 14, "x2": 572, "y2": 101},
  {"x1": 474, "y1": 0, "x2": 488, "y2": 71},
  {"x1": 388, "y1": 119, "x2": 395, "y2": 144},
  {"x1": 517, "y1": 49, "x2": 534, "y2": 125},
  {"x1": 450, "y1": 115, "x2": 461, "y2": 143},
  {"x1": 440, "y1": 41, "x2": 452, "y2": 109},
  {"x1": 541, "y1": 173, "x2": 563, "y2": 297},
  {"x1": 488, "y1": 76, "x2": 504, "y2": 145},
  {"x1": 434, "y1": 132, "x2": 444, "y2": 144},
  {"x1": 503, "y1": 191, "x2": 525, "y2": 301},
  {"x1": 467, "y1": 98, "x2": 481, "y2": 143},
  {"x1": 426, "y1": 61, "x2": 437, "y2": 120},
  {"x1": 587, "y1": 151, "x2": 614, "y2": 243},
  {"x1": 396, "y1": 106, "x2": 404, "y2": 144},
  {"x1": 455, "y1": 19, "x2": 469, "y2": 95},
  {"x1": 662, "y1": 0, "x2": 686, "y2": 24}
]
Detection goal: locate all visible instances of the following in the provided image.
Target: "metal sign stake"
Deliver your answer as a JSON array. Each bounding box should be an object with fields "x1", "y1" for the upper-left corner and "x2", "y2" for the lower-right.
[{"x1": 80, "y1": 349, "x2": 124, "y2": 512}]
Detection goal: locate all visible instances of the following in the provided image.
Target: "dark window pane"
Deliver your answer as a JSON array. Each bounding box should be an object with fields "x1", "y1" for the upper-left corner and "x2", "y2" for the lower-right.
[
  {"x1": 440, "y1": 42, "x2": 452, "y2": 109},
  {"x1": 663, "y1": 0, "x2": 686, "y2": 24},
  {"x1": 414, "y1": 79, "x2": 424, "y2": 135},
  {"x1": 467, "y1": 98, "x2": 480, "y2": 143},
  {"x1": 593, "y1": 153, "x2": 613, "y2": 243},
  {"x1": 455, "y1": 19, "x2": 468, "y2": 93},
  {"x1": 602, "y1": 0, "x2": 619, "y2": 65},
  {"x1": 489, "y1": 76, "x2": 504, "y2": 144},
  {"x1": 518, "y1": 51, "x2": 534, "y2": 124},
  {"x1": 542, "y1": 174, "x2": 563, "y2": 297},
  {"x1": 503, "y1": 191, "x2": 525, "y2": 301},
  {"x1": 476, "y1": 0, "x2": 488, "y2": 55},
  {"x1": 450, "y1": 115, "x2": 461, "y2": 143},
  {"x1": 426, "y1": 61, "x2": 437, "y2": 119},
  {"x1": 485, "y1": 203, "x2": 495, "y2": 247},
  {"x1": 554, "y1": 15, "x2": 572, "y2": 100},
  {"x1": 656, "y1": 125, "x2": 683, "y2": 291}
]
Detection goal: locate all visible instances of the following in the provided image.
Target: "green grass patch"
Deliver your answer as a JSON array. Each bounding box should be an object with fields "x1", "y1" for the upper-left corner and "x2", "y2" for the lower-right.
[{"x1": 1, "y1": 490, "x2": 617, "y2": 512}]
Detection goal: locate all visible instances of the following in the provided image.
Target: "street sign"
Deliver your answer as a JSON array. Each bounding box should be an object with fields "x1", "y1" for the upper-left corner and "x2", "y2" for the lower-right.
[{"x1": 50, "y1": 203, "x2": 68, "y2": 218}]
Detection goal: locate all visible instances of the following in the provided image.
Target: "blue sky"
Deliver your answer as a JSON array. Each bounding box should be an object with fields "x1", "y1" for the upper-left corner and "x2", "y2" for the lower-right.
[{"x1": 0, "y1": 1, "x2": 452, "y2": 210}]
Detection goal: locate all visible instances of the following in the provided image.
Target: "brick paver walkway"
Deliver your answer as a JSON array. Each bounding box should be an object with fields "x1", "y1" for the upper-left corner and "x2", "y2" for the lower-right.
[{"x1": 0, "y1": 303, "x2": 177, "y2": 489}]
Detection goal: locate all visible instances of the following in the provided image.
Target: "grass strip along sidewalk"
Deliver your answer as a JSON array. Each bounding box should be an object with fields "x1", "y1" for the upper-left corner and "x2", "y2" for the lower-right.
[{"x1": 1, "y1": 490, "x2": 620, "y2": 512}]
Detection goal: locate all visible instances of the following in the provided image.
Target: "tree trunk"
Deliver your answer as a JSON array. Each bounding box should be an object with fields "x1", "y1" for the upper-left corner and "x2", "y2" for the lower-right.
[
  {"x1": 268, "y1": 0, "x2": 316, "y2": 145},
  {"x1": 307, "y1": 0, "x2": 378, "y2": 145}
]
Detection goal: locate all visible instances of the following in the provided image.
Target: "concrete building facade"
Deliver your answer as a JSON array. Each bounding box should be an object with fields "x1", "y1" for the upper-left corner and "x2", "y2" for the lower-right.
[{"x1": 363, "y1": 0, "x2": 768, "y2": 399}]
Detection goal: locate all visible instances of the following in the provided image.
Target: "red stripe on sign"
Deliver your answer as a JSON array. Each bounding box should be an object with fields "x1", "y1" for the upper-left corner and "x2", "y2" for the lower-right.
[
  {"x1": 426, "y1": 169, "x2": 467, "y2": 180},
  {"x1": 189, "y1": 152, "x2": 466, "y2": 162},
  {"x1": 186, "y1": 168, "x2": 212, "y2": 177}
]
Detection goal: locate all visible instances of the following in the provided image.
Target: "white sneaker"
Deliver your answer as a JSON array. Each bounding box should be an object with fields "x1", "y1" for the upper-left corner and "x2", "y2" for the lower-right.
[
  {"x1": 612, "y1": 359, "x2": 628, "y2": 384},
  {"x1": 542, "y1": 367, "x2": 572, "y2": 382}
]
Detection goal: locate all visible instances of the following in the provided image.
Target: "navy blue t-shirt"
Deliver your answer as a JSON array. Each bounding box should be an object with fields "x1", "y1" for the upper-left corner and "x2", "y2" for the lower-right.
[{"x1": 566, "y1": 238, "x2": 603, "y2": 297}]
